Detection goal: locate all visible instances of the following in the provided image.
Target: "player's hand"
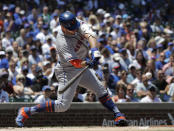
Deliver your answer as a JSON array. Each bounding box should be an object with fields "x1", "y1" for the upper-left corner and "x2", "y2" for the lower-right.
[
  {"x1": 85, "y1": 60, "x2": 94, "y2": 68},
  {"x1": 85, "y1": 58, "x2": 98, "y2": 68}
]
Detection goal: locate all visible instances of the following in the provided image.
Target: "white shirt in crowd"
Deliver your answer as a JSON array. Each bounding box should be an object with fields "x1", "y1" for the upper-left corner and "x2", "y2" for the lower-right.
[
  {"x1": 0, "y1": 89, "x2": 9, "y2": 103},
  {"x1": 50, "y1": 19, "x2": 58, "y2": 31},
  {"x1": 135, "y1": 82, "x2": 147, "y2": 93},
  {"x1": 34, "y1": 95, "x2": 50, "y2": 103},
  {"x1": 36, "y1": 32, "x2": 46, "y2": 44},
  {"x1": 140, "y1": 95, "x2": 161, "y2": 103},
  {"x1": 2, "y1": 37, "x2": 12, "y2": 48},
  {"x1": 42, "y1": 43, "x2": 56, "y2": 55}
]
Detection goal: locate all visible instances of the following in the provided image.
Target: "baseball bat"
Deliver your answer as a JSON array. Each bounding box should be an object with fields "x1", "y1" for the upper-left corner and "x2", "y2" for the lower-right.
[{"x1": 58, "y1": 66, "x2": 89, "y2": 94}]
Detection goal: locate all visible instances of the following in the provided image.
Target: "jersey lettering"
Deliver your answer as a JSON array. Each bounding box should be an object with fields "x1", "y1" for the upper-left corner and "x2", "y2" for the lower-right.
[{"x1": 74, "y1": 40, "x2": 83, "y2": 52}]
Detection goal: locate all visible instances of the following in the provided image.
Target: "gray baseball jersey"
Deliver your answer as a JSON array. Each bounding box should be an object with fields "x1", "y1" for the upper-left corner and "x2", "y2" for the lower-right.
[{"x1": 54, "y1": 20, "x2": 107, "y2": 112}]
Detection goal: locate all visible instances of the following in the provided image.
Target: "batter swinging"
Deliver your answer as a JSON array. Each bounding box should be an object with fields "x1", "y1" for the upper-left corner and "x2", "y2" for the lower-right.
[{"x1": 15, "y1": 11, "x2": 128, "y2": 127}]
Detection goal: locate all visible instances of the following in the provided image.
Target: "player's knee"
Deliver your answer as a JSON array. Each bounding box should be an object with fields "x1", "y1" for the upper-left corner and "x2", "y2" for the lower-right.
[{"x1": 54, "y1": 100, "x2": 71, "y2": 112}]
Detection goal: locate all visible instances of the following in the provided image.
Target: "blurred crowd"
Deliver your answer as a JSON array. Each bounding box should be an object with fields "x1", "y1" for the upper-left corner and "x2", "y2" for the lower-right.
[{"x1": 0, "y1": 0, "x2": 174, "y2": 103}]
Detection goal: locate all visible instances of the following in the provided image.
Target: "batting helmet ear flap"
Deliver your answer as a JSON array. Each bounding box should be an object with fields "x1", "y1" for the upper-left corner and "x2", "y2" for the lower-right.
[{"x1": 59, "y1": 11, "x2": 80, "y2": 31}]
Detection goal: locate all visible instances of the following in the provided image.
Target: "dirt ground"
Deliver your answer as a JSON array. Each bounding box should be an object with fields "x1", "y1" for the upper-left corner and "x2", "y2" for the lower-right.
[{"x1": 1, "y1": 126, "x2": 174, "y2": 131}]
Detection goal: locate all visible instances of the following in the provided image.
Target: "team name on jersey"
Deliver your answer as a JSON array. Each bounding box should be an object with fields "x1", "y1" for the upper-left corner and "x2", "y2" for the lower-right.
[{"x1": 74, "y1": 35, "x2": 85, "y2": 52}]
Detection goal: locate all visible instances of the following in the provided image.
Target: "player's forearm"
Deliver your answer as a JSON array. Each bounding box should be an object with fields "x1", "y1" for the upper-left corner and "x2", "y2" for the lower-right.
[{"x1": 84, "y1": 34, "x2": 97, "y2": 49}]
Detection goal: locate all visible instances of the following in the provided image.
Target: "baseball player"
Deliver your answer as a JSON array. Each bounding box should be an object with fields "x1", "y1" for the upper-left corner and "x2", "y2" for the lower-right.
[{"x1": 16, "y1": 11, "x2": 128, "y2": 127}]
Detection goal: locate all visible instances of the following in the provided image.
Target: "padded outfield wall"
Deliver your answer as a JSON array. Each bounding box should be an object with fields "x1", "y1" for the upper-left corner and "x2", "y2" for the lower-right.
[{"x1": 0, "y1": 102, "x2": 174, "y2": 127}]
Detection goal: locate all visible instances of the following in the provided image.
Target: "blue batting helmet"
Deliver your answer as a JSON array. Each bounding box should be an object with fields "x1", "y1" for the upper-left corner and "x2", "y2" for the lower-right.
[{"x1": 59, "y1": 11, "x2": 80, "y2": 31}]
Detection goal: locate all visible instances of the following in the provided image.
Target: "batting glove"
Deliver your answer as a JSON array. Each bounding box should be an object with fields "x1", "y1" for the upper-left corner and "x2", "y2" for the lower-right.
[{"x1": 86, "y1": 58, "x2": 98, "y2": 68}]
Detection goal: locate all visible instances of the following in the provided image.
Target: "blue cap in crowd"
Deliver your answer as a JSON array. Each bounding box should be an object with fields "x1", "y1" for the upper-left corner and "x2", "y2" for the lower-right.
[
  {"x1": 26, "y1": 32, "x2": 33, "y2": 38},
  {"x1": 30, "y1": 45, "x2": 37, "y2": 50},
  {"x1": 8, "y1": 4, "x2": 15, "y2": 12},
  {"x1": 0, "y1": 58, "x2": 9, "y2": 69},
  {"x1": 43, "y1": 24, "x2": 49, "y2": 30},
  {"x1": 42, "y1": 85, "x2": 51, "y2": 91},
  {"x1": 168, "y1": 42, "x2": 174, "y2": 46},
  {"x1": 24, "y1": 23, "x2": 30, "y2": 28},
  {"x1": 22, "y1": 17, "x2": 27, "y2": 22}
]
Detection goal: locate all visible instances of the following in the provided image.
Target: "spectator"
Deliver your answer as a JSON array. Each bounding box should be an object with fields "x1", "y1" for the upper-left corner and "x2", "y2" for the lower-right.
[
  {"x1": 41, "y1": 6, "x2": 50, "y2": 24},
  {"x1": 34, "y1": 85, "x2": 52, "y2": 103},
  {"x1": 146, "y1": 38, "x2": 157, "y2": 58},
  {"x1": 165, "y1": 42, "x2": 174, "y2": 59},
  {"x1": 118, "y1": 48, "x2": 132, "y2": 71},
  {"x1": 134, "y1": 49, "x2": 147, "y2": 71},
  {"x1": 160, "y1": 77, "x2": 174, "y2": 102},
  {"x1": 152, "y1": 70, "x2": 168, "y2": 94},
  {"x1": 0, "y1": 51, "x2": 9, "y2": 70},
  {"x1": 16, "y1": 28, "x2": 26, "y2": 47},
  {"x1": 50, "y1": 47, "x2": 58, "y2": 66},
  {"x1": 8, "y1": 60, "x2": 18, "y2": 83},
  {"x1": 100, "y1": 63, "x2": 109, "y2": 87},
  {"x1": 126, "y1": 84, "x2": 139, "y2": 102},
  {"x1": 36, "y1": 24, "x2": 49, "y2": 44},
  {"x1": 2, "y1": 30, "x2": 13, "y2": 49},
  {"x1": 27, "y1": 8, "x2": 38, "y2": 25},
  {"x1": 112, "y1": 83, "x2": 127, "y2": 103},
  {"x1": 42, "y1": 61, "x2": 53, "y2": 85},
  {"x1": 13, "y1": 74, "x2": 25, "y2": 97},
  {"x1": 110, "y1": 24, "x2": 120, "y2": 40},
  {"x1": 84, "y1": 90, "x2": 97, "y2": 102},
  {"x1": 0, "y1": 70, "x2": 9, "y2": 103},
  {"x1": 126, "y1": 64, "x2": 137, "y2": 84},
  {"x1": 0, "y1": 68, "x2": 14, "y2": 95},
  {"x1": 140, "y1": 85, "x2": 161, "y2": 103},
  {"x1": 134, "y1": 74, "x2": 149, "y2": 98},
  {"x1": 42, "y1": 35, "x2": 55, "y2": 55},
  {"x1": 13, "y1": 73, "x2": 34, "y2": 100},
  {"x1": 49, "y1": 82, "x2": 58, "y2": 100},
  {"x1": 107, "y1": 63, "x2": 121, "y2": 94},
  {"x1": 50, "y1": 13, "x2": 58, "y2": 31},
  {"x1": 155, "y1": 52, "x2": 166, "y2": 70},
  {"x1": 117, "y1": 70, "x2": 128, "y2": 88},
  {"x1": 114, "y1": 15, "x2": 122, "y2": 27},
  {"x1": 27, "y1": 64, "x2": 38, "y2": 81},
  {"x1": 5, "y1": 46, "x2": 14, "y2": 61},
  {"x1": 21, "y1": 65, "x2": 32, "y2": 87},
  {"x1": 30, "y1": 66, "x2": 48, "y2": 93},
  {"x1": 73, "y1": 87, "x2": 83, "y2": 102},
  {"x1": 163, "y1": 53, "x2": 174, "y2": 76},
  {"x1": 99, "y1": 47, "x2": 114, "y2": 72},
  {"x1": 144, "y1": 59, "x2": 156, "y2": 80},
  {"x1": 131, "y1": 69, "x2": 142, "y2": 85},
  {"x1": 12, "y1": 41, "x2": 19, "y2": 57},
  {"x1": 28, "y1": 45, "x2": 43, "y2": 66},
  {"x1": 51, "y1": 28, "x2": 58, "y2": 45}
]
